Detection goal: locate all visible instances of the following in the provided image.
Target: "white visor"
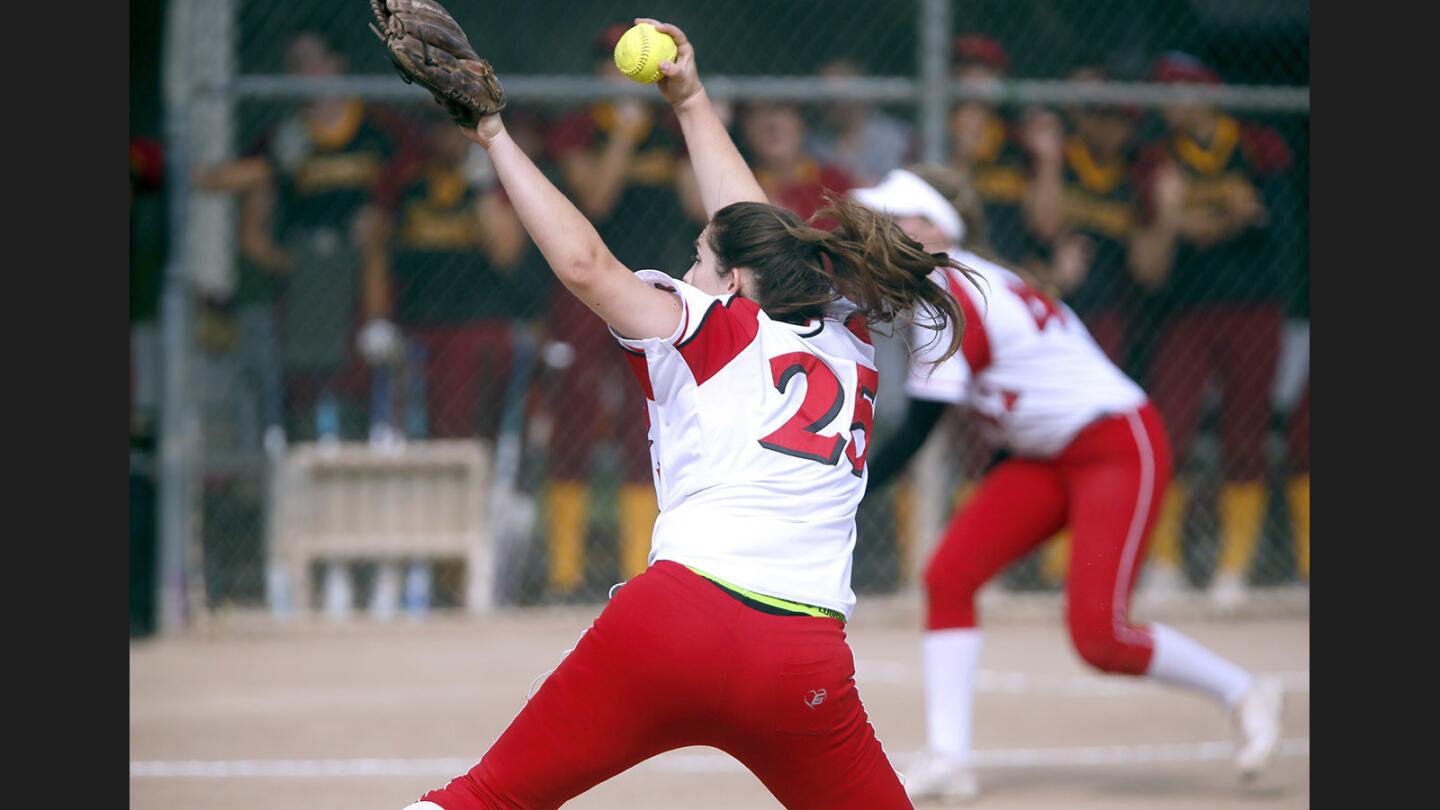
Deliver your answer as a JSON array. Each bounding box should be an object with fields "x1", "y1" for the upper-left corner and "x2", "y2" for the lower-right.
[{"x1": 848, "y1": 168, "x2": 966, "y2": 247}]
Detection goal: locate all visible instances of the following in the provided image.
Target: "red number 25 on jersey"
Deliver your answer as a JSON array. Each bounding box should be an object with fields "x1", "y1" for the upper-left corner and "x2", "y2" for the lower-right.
[{"x1": 758, "y1": 352, "x2": 879, "y2": 478}]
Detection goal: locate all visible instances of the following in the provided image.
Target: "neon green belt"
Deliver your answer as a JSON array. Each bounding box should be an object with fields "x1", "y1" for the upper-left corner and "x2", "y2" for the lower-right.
[{"x1": 686, "y1": 566, "x2": 845, "y2": 622}]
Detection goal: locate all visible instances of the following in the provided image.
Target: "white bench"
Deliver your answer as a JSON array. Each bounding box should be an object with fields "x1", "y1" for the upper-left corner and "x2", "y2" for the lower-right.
[{"x1": 269, "y1": 440, "x2": 493, "y2": 617}]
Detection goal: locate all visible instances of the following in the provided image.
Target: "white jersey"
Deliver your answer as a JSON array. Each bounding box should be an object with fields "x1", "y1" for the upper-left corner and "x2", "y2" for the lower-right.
[
  {"x1": 906, "y1": 249, "x2": 1146, "y2": 458},
  {"x1": 612, "y1": 270, "x2": 879, "y2": 619}
]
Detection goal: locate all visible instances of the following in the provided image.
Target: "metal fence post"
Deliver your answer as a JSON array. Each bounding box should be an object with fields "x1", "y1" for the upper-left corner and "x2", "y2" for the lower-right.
[
  {"x1": 157, "y1": 0, "x2": 196, "y2": 635},
  {"x1": 904, "y1": 0, "x2": 954, "y2": 590},
  {"x1": 157, "y1": 0, "x2": 238, "y2": 633},
  {"x1": 918, "y1": 0, "x2": 952, "y2": 164}
]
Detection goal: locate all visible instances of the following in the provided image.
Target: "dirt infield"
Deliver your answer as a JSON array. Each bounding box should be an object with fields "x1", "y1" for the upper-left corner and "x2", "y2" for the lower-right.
[{"x1": 130, "y1": 601, "x2": 1308, "y2": 809}]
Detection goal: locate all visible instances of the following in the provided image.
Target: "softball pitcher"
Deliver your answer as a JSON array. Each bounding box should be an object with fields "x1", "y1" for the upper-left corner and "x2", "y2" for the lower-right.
[{"x1": 379, "y1": 11, "x2": 977, "y2": 808}]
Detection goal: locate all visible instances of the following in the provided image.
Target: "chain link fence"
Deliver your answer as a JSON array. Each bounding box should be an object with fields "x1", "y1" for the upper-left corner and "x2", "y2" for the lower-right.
[{"x1": 133, "y1": 0, "x2": 1308, "y2": 630}]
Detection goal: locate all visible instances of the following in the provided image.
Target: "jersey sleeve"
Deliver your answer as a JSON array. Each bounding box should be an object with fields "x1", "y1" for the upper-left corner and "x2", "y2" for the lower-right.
[
  {"x1": 609, "y1": 270, "x2": 721, "y2": 350},
  {"x1": 610, "y1": 269, "x2": 763, "y2": 400}
]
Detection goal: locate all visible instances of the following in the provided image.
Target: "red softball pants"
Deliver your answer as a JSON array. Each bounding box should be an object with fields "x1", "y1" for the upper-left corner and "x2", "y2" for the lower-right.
[
  {"x1": 419, "y1": 561, "x2": 911, "y2": 809},
  {"x1": 924, "y1": 403, "x2": 1172, "y2": 675}
]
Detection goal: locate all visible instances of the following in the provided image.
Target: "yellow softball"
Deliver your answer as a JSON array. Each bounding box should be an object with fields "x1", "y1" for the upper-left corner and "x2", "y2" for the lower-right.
[{"x1": 613, "y1": 23, "x2": 677, "y2": 84}]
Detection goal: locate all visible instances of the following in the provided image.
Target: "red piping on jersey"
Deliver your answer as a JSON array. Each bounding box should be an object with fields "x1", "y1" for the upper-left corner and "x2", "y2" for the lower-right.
[
  {"x1": 623, "y1": 350, "x2": 655, "y2": 400},
  {"x1": 844, "y1": 312, "x2": 872, "y2": 345},
  {"x1": 945, "y1": 269, "x2": 992, "y2": 373},
  {"x1": 676, "y1": 294, "x2": 762, "y2": 386},
  {"x1": 617, "y1": 280, "x2": 691, "y2": 400}
]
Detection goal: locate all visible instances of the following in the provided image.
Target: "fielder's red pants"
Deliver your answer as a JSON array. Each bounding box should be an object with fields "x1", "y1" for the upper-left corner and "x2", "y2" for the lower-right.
[
  {"x1": 420, "y1": 561, "x2": 911, "y2": 809},
  {"x1": 925, "y1": 403, "x2": 1172, "y2": 675}
]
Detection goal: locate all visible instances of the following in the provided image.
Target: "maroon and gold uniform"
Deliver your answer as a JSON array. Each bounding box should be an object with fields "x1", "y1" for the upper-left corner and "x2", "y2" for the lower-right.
[
  {"x1": 948, "y1": 34, "x2": 1034, "y2": 264},
  {"x1": 390, "y1": 161, "x2": 525, "y2": 440},
  {"x1": 1055, "y1": 137, "x2": 1145, "y2": 366},
  {"x1": 1141, "y1": 113, "x2": 1292, "y2": 479},
  {"x1": 754, "y1": 158, "x2": 855, "y2": 221},
  {"x1": 249, "y1": 100, "x2": 409, "y2": 439},
  {"x1": 539, "y1": 102, "x2": 693, "y2": 591},
  {"x1": 964, "y1": 113, "x2": 1035, "y2": 264},
  {"x1": 1140, "y1": 99, "x2": 1295, "y2": 590},
  {"x1": 545, "y1": 102, "x2": 696, "y2": 272}
]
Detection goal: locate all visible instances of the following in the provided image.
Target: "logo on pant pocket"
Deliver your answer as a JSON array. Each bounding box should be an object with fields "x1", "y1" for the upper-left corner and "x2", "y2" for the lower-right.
[{"x1": 803, "y1": 688, "x2": 827, "y2": 709}]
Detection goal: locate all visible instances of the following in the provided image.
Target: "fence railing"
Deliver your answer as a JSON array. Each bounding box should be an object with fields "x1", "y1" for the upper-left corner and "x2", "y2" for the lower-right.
[{"x1": 148, "y1": 0, "x2": 1310, "y2": 633}]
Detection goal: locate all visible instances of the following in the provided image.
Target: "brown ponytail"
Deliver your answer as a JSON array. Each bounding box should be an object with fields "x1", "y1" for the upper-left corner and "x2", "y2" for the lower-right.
[{"x1": 706, "y1": 194, "x2": 981, "y2": 365}]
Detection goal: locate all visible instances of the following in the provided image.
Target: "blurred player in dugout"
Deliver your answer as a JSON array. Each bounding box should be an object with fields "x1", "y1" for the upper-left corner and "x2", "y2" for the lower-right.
[
  {"x1": 808, "y1": 58, "x2": 917, "y2": 188},
  {"x1": 537, "y1": 24, "x2": 707, "y2": 594},
  {"x1": 1135, "y1": 53, "x2": 1305, "y2": 606},
  {"x1": 946, "y1": 34, "x2": 1056, "y2": 268},
  {"x1": 197, "y1": 30, "x2": 408, "y2": 445},
  {"x1": 1010, "y1": 65, "x2": 1187, "y2": 588},
  {"x1": 1024, "y1": 66, "x2": 1169, "y2": 378},
  {"x1": 354, "y1": 114, "x2": 542, "y2": 606},
  {"x1": 737, "y1": 99, "x2": 855, "y2": 221},
  {"x1": 361, "y1": 113, "x2": 540, "y2": 445}
]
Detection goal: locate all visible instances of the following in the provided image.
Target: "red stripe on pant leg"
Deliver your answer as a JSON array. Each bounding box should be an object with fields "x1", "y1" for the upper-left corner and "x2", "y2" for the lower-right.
[
  {"x1": 1058, "y1": 403, "x2": 1173, "y2": 675},
  {"x1": 924, "y1": 459, "x2": 1069, "y2": 630}
]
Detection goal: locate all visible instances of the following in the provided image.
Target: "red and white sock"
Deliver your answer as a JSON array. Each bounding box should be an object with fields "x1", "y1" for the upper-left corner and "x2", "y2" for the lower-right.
[
  {"x1": 1145, "y1": 622, "x2": 1253, "y2": 708},
  {"x1": 922, "y1": 628, "x2": 983, "y2": 761}
]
